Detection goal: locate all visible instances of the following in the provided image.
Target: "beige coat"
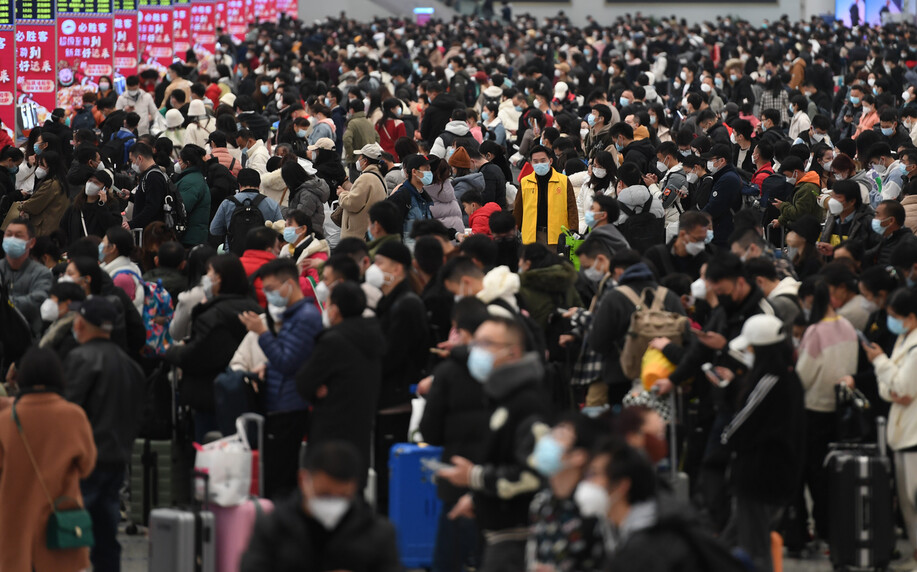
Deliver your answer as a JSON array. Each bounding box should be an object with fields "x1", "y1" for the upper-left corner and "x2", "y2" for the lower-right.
[
  {"x1": 0, "y1": 393, "x2": 97, "y2": 572},
  {"x1": 19, "y1": 178, "x2": 70, "y2": 237},
  {"x1": 339, "y1": 165, "x2": 387, "y2": 239},
  {"x1": 902, "y1": 194, "x2": 917, "y2": 235}
]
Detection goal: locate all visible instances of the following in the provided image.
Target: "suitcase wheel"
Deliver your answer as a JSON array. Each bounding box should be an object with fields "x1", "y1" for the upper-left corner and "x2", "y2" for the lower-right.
[{"x1": 125, "y1": 523, "x2": 139, "y2": 536}]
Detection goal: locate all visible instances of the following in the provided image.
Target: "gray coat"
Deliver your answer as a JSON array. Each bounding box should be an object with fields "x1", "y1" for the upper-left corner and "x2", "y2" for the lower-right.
[
  {"x1": 0, "y1": 257, "x2": 52, "y2": 336},
  {"x1": 289, "y1": 178, "x2": 331, "y2": 233}
]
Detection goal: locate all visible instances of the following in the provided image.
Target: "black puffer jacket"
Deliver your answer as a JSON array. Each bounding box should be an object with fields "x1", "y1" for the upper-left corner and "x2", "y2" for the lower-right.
[
  {"x1": 421, "y1": 93, "x2": 462, "y2": 145},
  {"x1": 620, "y1": 138, "x2": 657, "y2": 173},
  {"x1": 419, "y1": 346, "x2": 489, "y2": 505},
  {"x1": 377, "y1": 280, "x2": 431, "y2": 409},
  {"x1": 240, "y1": 492, "x2": 400, "y2": 572},
  {"x1": 163, "y1": 294, "x2": 262, "y2": 411}
]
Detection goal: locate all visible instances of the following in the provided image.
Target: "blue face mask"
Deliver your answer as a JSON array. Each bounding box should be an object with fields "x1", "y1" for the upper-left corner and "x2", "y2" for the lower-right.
[
  {"x1": 8, "y1": 165, "x2": 18, "y2": 174},
  {"x1": 514, "y1": 105, "x2": 524, "y2": 112},
  {"x1": 446, "y1": 147, "x2": 456, "y2": 160},
  {"x1": 533, "y1": 162, "x2": 552, "y2": 176},
  {"x1": 98, "y1": 242, "x2": 107, "y2": 262},
  {"x1": 366, "y1": 227, "x2": 374, "y2": 241},
  {"x1": 714, "y1": 78, "x2": 724, "y2": 89},
  {"x1": 872, "y1": 218, "x2": 886, "y2": 235},
  {"x1": 586, "y1": 114, "x2": 597, "y2": 127},
  {"x1": 619, "y1": 97, "x2": 630, "y2": 108},
  {"x1": 420, "y1": 171, "x2": 433, "y2": 186},
  {"x1": 296, "y1": 129, "x2": 308, "y2": 138},
  {"x1": 584, "y1": 210, "x2": 597, "y2": 227},
  {"x1": 532, "y1": 435, "x2": 565, "y2": 477},
  {"x1": 283, "y1": 226, "x2": 299, "y2": 244},
  {"x1": 881, "y1": 127, "x2": 895, "y2": 136},
  {"x1": 260, "y1": 85, "x2": 270, "y2": 95},
  {"x1": 850, "y1": 96, "x2": 861, "y2": 105},
  {"x1": 2, "y1": 236, "x2": 27, "y2": 258},
  {"x1": 265, "y1": 284, "x2": 289, "y2": 308},
  {"x1": 705, "y1": 229, "x2": 714, "y2": 244},
  {"x1": 887, "y1": 315, "x2": 906, "y2": 335},
  {"x1": 324, "y1": 97, "x2": 331, "y2": 107},
  {"x1": 467, "y1": 346, "x2": 496, "y2": 382},
  {"x1": 615, "y1": 142, "x2": 624, "y2": 152},
  {"x1": 33, "y1": 143, "x2": 42, "y2": 155}
]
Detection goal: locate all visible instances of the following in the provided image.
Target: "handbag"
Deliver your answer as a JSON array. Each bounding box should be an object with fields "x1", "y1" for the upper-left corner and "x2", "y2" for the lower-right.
[
  {"x1": 0, "y1": 200, "x2": 21, "y2": 231},
  {"x1": 835, "y1": 384, "x2": 873, "y2": 443},
  {"x1": 193, "y1": 416, "x2": 253, "y2": 507},
  {"x1": 11, "y1": 399, "x2": 94, "y2": 550}
]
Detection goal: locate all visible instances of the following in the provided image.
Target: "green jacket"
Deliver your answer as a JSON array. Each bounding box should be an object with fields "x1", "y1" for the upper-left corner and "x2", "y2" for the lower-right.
[
  {"x1": 174, "y1": 167, "x2": 211, "y2": 247},
  {"x1": 519, "y1": 262, "x2": 583, "y2": 331},
  {"x1": 368, "y1": 233, "x2": 401, "y2": 259},
  {"x1": 777, "y1": 172, "x2": 823, "y2": 226},
  {"x1": 343, "y1": 112, "x2": 380, "y2": 163}
]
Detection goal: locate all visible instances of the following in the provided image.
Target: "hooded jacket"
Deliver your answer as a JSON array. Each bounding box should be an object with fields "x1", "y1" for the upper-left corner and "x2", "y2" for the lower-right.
[
  {"x1": 452, "y1": 171, "x2": 485, "y2": 203},
  {"x1": 519, "y1": 262, "x2": 583, "y2": 330},
  {"x1": 431, "y1": 121, "x2": 480, "y2": 158},
  {"x1": 341, "y1": 164, "x2": 387, "y2": 239},
  {"x1": 289, "y1": 177, "x2": 331, "y2": 233},
  {"x1": 469, "y1": 201, "x2": 502, "y2": 236},
  {"x1": 421, "y1": 93, "x2": 463, "y2": 144},
  {"x1": 777, "y1": 170, "x2": 823, "y2": 226},
  {"x1": 619, "y1": 138, "x2": 657, "y2": 173},
  {"x1": 297, "y1": 316, "x2": 385, "y2": 471}
]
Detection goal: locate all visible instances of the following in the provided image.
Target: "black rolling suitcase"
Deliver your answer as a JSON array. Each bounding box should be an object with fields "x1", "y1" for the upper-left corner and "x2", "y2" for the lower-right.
[{"x1": 825, "y1": 416, "x2": 894, "y2": 570}]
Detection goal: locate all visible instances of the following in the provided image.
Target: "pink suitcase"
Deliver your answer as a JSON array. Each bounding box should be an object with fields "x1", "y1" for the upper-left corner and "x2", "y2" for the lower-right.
[{"x1": 213, "y1": 498, "x2": 274, "y2": 572}]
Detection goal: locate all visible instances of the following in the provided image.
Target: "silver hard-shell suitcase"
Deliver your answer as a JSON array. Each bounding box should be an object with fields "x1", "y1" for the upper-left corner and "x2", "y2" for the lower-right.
[{"x1": 149, "y1": 472, "x2": 215, "y2": 572}]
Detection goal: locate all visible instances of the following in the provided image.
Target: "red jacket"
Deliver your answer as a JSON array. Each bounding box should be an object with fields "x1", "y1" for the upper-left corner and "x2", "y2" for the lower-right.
[
  {"x1": 375, "y1": 119, "x2": 406, "y2": 160},
  {"x1": 468, "y1": 202, "x2": 502, "y2": 236},
  {"x1": 240, "y1": 249, "x2": 276, "y2": 307},
  {"x1": 205, "y1": 83, "x2": 223, "y2": 110}
]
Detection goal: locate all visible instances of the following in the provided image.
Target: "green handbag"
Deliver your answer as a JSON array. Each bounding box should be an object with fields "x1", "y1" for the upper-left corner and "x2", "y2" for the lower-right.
[{"x1": 12, "y1": 400, "x2": 95, "y2": 550}]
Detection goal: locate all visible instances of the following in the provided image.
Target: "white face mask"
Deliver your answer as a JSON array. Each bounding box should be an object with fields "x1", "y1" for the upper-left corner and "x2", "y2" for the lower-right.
[
  {"x1": 267, "y1": 304, "x2": 285, "y2": 323},
  {"x1": 314, "y1": 280, "x2": 330, "y2": 304},
  {"x1": 686, "y1": 172, "x2": 699, "y2": 184},
  {"x1": 690, "y1": 277, "x2": 707, "y2": 299},
  {"x1": 592, "y1": 167, "x2": 607, "y2": 179},
  {"x1": 85, "y1": 181, "x2": 102, "y2": 196},
  {"x1": 827, "y1": 197, "x2": 844, "y2": 215},
  {"x1": 34, "y1": 167, "x2": 48, "y2": 179},
  {"x1": 655, "y1": 160, "x2": 668, "y2": 174},
  {"x1": 365, "y1": 263, "x2": 387, "y2": 289},
  {"x1": 580, "y1": 128, "x2": 590, "y2": 139},
  {"x1": 309, "y1": 496, "x2": 351, "y2": 530},
  {"x1": 685, "y1": 240, "x2": 706, "y2": 256},
  {"x1": 574, "y1": 481, "x2": 610, "y2": 519},
  {"x1": 706, "y1": 160, "x2": 717, "y2": 173},
  {"x1": 40, "y1": 298, "x2": 59, "y2": 322}
]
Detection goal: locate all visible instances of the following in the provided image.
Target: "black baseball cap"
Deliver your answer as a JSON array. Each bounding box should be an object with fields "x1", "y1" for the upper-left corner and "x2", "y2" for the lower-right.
[
  {"x1": 701, "y1": 143, "x2": 733, "y2": 161},
  {"x1": 75, "y1": 296, "x2": 116, "y2": 332},
  {"x1": 403, "y1": 153, "x2": 433, "y2": 173}
]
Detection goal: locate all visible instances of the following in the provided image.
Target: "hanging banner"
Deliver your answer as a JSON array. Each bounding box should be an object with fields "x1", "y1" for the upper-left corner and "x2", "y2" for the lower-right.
[
  {"x1": 0, "y1": 0, "x2": 13, "y2": 140},
  {"x1": 276, "y1": 0, "x2": 295, "y2": 18},
  {"x1": 114, "y1": 0, "x2": 138, "y2": 77},
  {"x1": 138, "y1": 0, "x2": 171, "y2": 73},
  {"x1": 189, "y1": 0, "x2": 214, "y2": 69},
  {"x1": 213, "y1": 0, "x2": 224, "y2": 31},
  {"x1": 225, "y1": 0, "x2": 244, "y2": 42},
  {"x1": 252, "y1": 0, "x2": 275, "y2": 24},
  {"x1": 172, "y1": 0, "x2": 190, "y2": 61},
  {"x1": 56, "y1": 15, "x2": 116, "y2": 113},
  {"x1": 16, "y1": 0, "x2": 56, "y2": 137}
]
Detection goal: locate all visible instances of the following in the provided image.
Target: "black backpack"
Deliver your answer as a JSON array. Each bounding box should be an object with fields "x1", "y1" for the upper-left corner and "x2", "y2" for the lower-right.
[
  {"x1": 227, "y1": 194, "x2": 266, "y2": 255},
  {"x1": 101, "y1": 130, "x2": 136, "y2": 172},
  {"x1": 144, "y1": 168, "x2": 188, "y2": 238},
  {"x1": 616, "y1": 194, "x2": 665, "y2": 254}
]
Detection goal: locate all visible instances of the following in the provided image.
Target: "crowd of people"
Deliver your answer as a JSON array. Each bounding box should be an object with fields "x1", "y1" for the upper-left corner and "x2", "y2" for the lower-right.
[{"x1": 5, "y1": 7, "x2": 917, "y2": 572}]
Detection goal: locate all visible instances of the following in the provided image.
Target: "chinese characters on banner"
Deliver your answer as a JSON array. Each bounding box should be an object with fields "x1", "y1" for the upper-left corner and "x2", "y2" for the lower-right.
[
  {"x1": 189, "y1": 0, "x2": 215, "y2": 70},
  {"x1": 56, "y1": 16, "x2": 116, "y2": 112},
  {"x1": 114, "y1": 0, "x2": 138, "y2": 77},
  {"x1": 16, "y1": 0, "x2": 56, "y2": 135},
  {"x1": 213, "y1": 0, "x2": 224, "y2": 32},
  {"x1": 275, "y1": 0, "x2": 295, "y2": 18},
  {"x1": 225, "y1": 0, "x2": 244, "y2": 41},
  {"x1": 138, "y1": 0, "x2": 172, "y2": 72},
  {"x1": 0, "y1": 0, "x2": 13, "y2": 138},
  {"x1": 172, "y1": 0, "x2": 191, "y2": 61},
  {"x1": 252, "y1": 0, "x2": 275, "y2": 24}
]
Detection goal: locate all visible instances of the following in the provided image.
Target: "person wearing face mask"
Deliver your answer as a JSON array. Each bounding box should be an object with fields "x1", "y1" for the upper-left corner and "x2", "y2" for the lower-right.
[
  {"x1": 583, "y1": 104, "x2": 616, "y2": 161},
  {"x1": 680, "y1": 154, "x2": 714, "y2": 211},
  {"x1": 37, "y1": 280, "x2": 86, "y2": 358},
  {"x1": 645, "y1": 211, "x2": 712, "y2": 281},
  {"x1": 527, "y1": 415, "x2": 608, "y2": 572},
  {"x1": 817, "y1": 180, "x2": 875, "y2": 257},
  {"x1": 280, "y1": 209, "x2": 330, "y2": 303},
  {"x1": 59, "y1": 169, "x2": 120, "y2": 244},
  {"x1": 163, "y1": 253, "x2": 262, "y2": 441},
  {"x1": 368, "y1": 240, "x2": 431, "y2": 513},
  {"x1": 17, "y1": 151, "x2": 71, "y2": 237},
  {"x1": 902, "y1": 108, "x2": 917, "y2": 147},
  {"x1": 874, "y1": 108, "x2": 910, "y2": 149},
  {"x1": 787, "y1": 95, "x2": 812, "y2": 140},
  {"x1": 240, "y1": 441, "x2": 400, "y2": 571},
  {"x1": 793, "y1": 114, "x2": 833, "y2": 151},
  {"x1": 699, "y1": 144, "x2": 743, "y2": 247},
  {"x1": 235, "y1": 128, "x2": 270, "y2": 175},
  {"x1": 385, "y1": 153, "x2": 435, "y2": 248},
  {"x1": 171, "y1": 144, "x2": 211, "y2": 247},
  {"x1": 183, "y1": 99, "x2": 216, "y2": 149},
  {"x1": 238, "y1": 225, "x2": 282, "y2": 308},
  {"x1": 645, "y1": 142, "x2": 689, "y2": 232},
  {"x1": 854, "y1": 93, "x2": 880, "y2": 139},
  {"x1": 436, "y1": 316, "x2": 550, "y2": 572},
  {"x1": 115, "y1": 75, "x2": 158, "y2": 135},
  {"x1": 745, "y1": 257, "x2": 803, "y2": 328},
  {"x1": 714, "y1": 314, "x2": 806, "y2": 572},
  {"x1": 863, "y1": 288, "x2": 917, "y2": 568},
  {"x1": 771, "y1": 156, "x2": 823, "y2": 230},
  {"x1": 343, "y1": 99, "x2": 381, "y2": 183},
  {"x1": 239, "y1": 259, "x2": 322, "y2": 500},
  {"x1": 513, "y1": 145, "x2": 578, "y2": 246},
  {"x1": 160, "y1": 63, "x2": 192, "y2": 110},
  {"x1": 866, "y1": 200, "x2": 917, "y2": 268},
  {"x1": 865, "y1": 142, "x2": 905, "y2": 201},
  {"x1": 296, "y1": 280, "x2": 384, "y2": 482}
]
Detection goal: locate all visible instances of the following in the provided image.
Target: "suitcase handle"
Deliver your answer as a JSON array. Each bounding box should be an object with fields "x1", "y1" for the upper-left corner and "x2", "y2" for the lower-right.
[{"x1": 237, "y1": 413, "x2": 265, "y2": 498}]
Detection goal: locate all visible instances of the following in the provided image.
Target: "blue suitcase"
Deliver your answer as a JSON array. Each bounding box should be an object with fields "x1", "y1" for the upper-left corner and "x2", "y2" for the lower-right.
[{"x1": 388, "y1": 443, "x2": 444, "y2": 569}]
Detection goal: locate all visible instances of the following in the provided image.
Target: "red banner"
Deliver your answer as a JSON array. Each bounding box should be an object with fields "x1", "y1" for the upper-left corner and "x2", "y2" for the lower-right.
[
  {"x1": 113, "y1": 0, "x2": 138, "y2": 78},
  {"x1": 189, "y1": 0, "x2": 214, "y2": 64},
  {"x1": 172, "y1": 0, "x2": 191, "y2": 61},
  {"x1": 253, "y1": 0, "x2": 275, "y2": 24},
  {"x1": 0, "y1": 28, "x2": 13, "y2": 139},
  {"x1": 226, "y1": 0, "x2": 244, "y2": 42},
  {"x1": 57, "y1": 16, "x2": 115, "y2": 113},
  {"x1": 276, "y1": 0, "x2": 295, "y2": 18},
  {"x1": 138, "y1": 6, "x2": 171, "y2": 71},
  {"x1": 213, "y1": 0, "x2": 225, "y2": 31},
  {"x1": 15, "y1": 24, "x2": 56, "y2": 130}
]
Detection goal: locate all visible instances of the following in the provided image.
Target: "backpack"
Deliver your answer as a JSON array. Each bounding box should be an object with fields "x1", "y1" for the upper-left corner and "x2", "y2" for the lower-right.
[
  {"x1": 102, "y1": 130, "x2": 137, "y2": 172},
  {"x1": 616, "y1": 194, "x2": 665, "y2": 254},
  {"x1": 616, "y1": 285, "x2": 688, "y2": 380},
  {"x1": 741, "y1": 165, "x2": 773, "y2": 209},
  {"x1": 143, "y1": 168, "x2": 188, "y2": 238},
  {"x1": 111, "y1": 270, "x2": 174, "y2": 357},
  {"x1": 226, "y1": 194, "x2": 267, "y2": 255}
]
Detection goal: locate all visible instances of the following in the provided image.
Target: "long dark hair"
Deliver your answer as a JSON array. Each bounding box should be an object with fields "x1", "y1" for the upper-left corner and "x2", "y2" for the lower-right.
[
  {"x1": 798, "y1": 275, "x2": 832, "y2": 326},
  {"x1": 591, "y1": 151, "x2": 616, "y2": 193},
  {"x1": 376, "y1": 98, "x2": 401, "y2": 129},
  {"x1": 37, "y1": 150, "x2": 70, "y2": 197},
  {"x1": 186, "y1": 244, "x2": 216, "y2": 289},
  {"x1": 207, "y1": 253, "x2": 250, "y2": 296},
  {"x1": 479, "y1": 140, "x2": 512, "y2": 182},
  {"x1": 179, "y1": 144, "x2": 207, "y2": 171}
]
